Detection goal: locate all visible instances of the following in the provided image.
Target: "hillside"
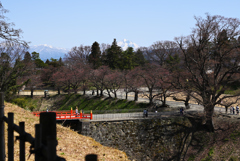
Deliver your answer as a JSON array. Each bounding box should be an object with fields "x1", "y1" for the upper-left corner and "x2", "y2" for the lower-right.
[
  {"x1": 11, "y1": 94, "x2": 148, "y2": 113},
  {"x1": 3, "y1": 102, "x2": 130, "y2": 161}
]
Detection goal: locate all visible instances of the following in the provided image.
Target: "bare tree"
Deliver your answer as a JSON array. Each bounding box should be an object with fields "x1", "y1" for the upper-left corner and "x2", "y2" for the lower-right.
[
  {"x1": 175, "y1": 14, "x2": 240, "y2": 131},
  {"x1": 136, "y1": 64, "x2": 170, "y2": 105},
  {"x1": 104, "y1": 70, "x2": 123, "y2": 98},
  {"x1": 65, "y1": 45, "x2": 91, "y2": 65},
  {"x1": 122, "y1": 70, "x2": 141, "y2": 101},
  {"x1": 0, "y1": 3, "x2": 28, "y2": 46},
  {"x1": 89, "y1": 66, "x2": 110, "y2": 97},
  {"x1": 51, "y1": 66, "x2": 72, "y2": 95},
  {"x1": 145, "y1": 41, "x2": 178, "y2": 66}
]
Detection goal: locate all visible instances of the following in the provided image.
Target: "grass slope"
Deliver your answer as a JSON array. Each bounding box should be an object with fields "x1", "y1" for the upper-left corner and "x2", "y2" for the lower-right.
[{"x1": 11, "y1": 94, "x2": 148, "y2": 112}]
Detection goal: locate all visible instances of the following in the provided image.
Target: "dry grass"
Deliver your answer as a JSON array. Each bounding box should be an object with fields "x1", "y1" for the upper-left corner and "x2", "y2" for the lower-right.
[{"x1": 3, "y1": 102, "x2": 130, "y2": 161}]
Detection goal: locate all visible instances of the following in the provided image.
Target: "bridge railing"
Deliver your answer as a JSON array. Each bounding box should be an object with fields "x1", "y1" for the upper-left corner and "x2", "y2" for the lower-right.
[
  {"x1": 32, "y1": 109, "x2": 93, "y2": 120},
  {"x1": 0, "y1": 92, "x2": 66, "y2": 161}
]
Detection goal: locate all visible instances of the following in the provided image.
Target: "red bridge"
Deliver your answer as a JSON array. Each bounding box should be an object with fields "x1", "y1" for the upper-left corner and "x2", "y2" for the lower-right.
[{"x1": 32, "y1": 108, "x2": 93, "y2": 120}]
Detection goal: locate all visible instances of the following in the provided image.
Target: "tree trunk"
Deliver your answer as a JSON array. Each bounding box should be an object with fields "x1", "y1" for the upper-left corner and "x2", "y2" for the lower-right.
[
  {"x1": 203, "y1": 105, "x2": 215, "y2": 132},
  {"x1": 125, "y1": 92, "x2": 128, "y2": 100},
  {"x1": 149, "y1": 89, "x2": 153, "y2": 105},
  {"x1": 185, "y1": 94, "x2": 190, "y2": 109},
  {"x1": 225, "y1": 106, "x2": 228, "y2": 114},
  {"x1": 114, "y1": 92, "x2": 117, "y2": 98},
  {"x1": 57, "y1": 88, "x2": 60, "y2": 95},
  {"x1": 106, "y1": 89, "x2": 111, "y2": 98},
  {"x1": 185, "y1": 102, "x2": 190, "y2": 109},
  {"x1": 162, "y1": 94, "x2": 167, "y2": 107},
  {"x1": 31, "y1": 88, "x2": 34, "y2": 98},
  {"x1": 149, "y1": 97, "x2": 153, "y2": 105},
  {"x1": 134, "y1": 91, "x2": 138, "y2": 101},
  {"x1": 83, "y1": 89, "x2": 86, "y2": 95},
  {"x1": 67, "y1": 87, "x2": 70, "y2": 95},
  {"x1": 92, "y1": 90, "x2": 95, "y2": 95}
]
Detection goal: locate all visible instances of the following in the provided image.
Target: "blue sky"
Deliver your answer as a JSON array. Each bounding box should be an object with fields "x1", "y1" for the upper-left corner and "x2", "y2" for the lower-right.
[{"x1": 2, "y1": 0, "x2": 240, "y2": 49}]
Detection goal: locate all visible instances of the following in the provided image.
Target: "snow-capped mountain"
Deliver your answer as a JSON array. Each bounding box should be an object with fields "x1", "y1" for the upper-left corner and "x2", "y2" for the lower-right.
[
  {"x1": 117, "y1": 39, "x2": 139, "y2": 51},
  {"x1": 28, "y1": 44, "x2": 69, "y2": 61}
]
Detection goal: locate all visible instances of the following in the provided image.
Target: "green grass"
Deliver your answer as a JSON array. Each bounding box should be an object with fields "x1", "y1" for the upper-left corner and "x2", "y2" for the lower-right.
[
  {"x1": 57, "y1": 94, "x2": 148, "y2": 112},
  {"x1": 10, "y1": 94, "x2": 148, "y2": 113},
  {"x1": 10, "y1": 96, "x2": 39, "y2": 111}
]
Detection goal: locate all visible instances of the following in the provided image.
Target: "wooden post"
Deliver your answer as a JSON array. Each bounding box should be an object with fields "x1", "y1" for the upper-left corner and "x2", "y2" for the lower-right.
[
  {"x1": 85, "y1": 154, "x2": 97, "y2": 161},
  {"x1": 90, "y1": 110, "x2": 92, "y2": 120},
  {"x1": 35, "y1": 124, "x2": 41, "y2": 161},
  {"x1": 8, "y1": 113, "x2": 14, "y2": 161},
  {"x1": 19, "y1": 122, "x2": 25, "y2": 161},
  {"x1": 40, "y1": 112, "x2": 56, "y2": 161},
  {"x1": 0, "y1": 92, "x2": 5, "y2": 161},
  {"x1": 47, "y1": 136, "x2": 56, "y2": 161},
  {"x1": 80, "y1": 110, "x2": 82, "y2": 119},
  {"x1": 70, "y1": 107, "x2": 72, "y2": 119}
]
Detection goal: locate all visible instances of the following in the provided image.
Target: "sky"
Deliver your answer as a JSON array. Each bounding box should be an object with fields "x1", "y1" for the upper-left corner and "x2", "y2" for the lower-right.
[{"x1": 2, "y1": 0, "x2": 240, "y2": 49}]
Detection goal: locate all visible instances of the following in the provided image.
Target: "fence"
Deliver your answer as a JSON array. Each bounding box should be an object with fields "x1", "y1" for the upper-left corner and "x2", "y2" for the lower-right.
[
  {"x1": 0, "y1": 92, "x2": 66, "y2": 161},
  {"x1": 93, "y1": 112, "x2": 143, "y2": 120},
  {"x1": 32, "y1": 109, "x2": 93, "y2": 120}
]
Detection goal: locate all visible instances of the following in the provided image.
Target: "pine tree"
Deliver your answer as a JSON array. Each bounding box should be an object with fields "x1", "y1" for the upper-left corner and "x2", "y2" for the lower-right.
[
  {"x1": 23, "y1": 51, "x2": 32, "y2": 63},
  {"x1": 134, "y1": 49, "x2": 146, "y2": 67},
  {"x1": 105, "y1": 39, "x2": 122, "y2": 69},
  {"x1": 121, "y1": 47, "x2": 135, "y2": 70},
  {"x1": 89, "y1": 41, "x2": 101, "y2": 69},
  {"x1": 58, "y1": 57, "x2": 64, "y2": 67}
]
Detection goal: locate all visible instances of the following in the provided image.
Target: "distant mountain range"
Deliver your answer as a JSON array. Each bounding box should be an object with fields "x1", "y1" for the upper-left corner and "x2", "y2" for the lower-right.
[
  {"x1": 28, "y1": 39, "x2": 139, "y2": 61},
  {"x1": 28, "y1": 44, "x2": 69, "y2": 61}
]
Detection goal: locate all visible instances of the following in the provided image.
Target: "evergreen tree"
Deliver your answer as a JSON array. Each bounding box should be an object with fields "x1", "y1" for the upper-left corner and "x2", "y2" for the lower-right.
[
  {"x1": 105, "y1": 39, "x2": 122, "y2": 69},
  {"x1": 89, "y1": 41, "x2": 101, "y2": 69},
  {"x1": 121, "y1": 47, "x2": 135, "y2": 70},
  {"x1": 134, "y1": 49, "x2": 146, "y2": 67},
  {"x1": 34, "y1": 59, "x2": 47, "y2": 68},
  {"x1": 31, "y1": 51, "x2": 40, "y2": 60},
  {"x1": 166, "y1": 53, "x2": 180, "y2": 71},
  {"x1": 45, "y1": 59, "x2": 50, "y2": 65},
  {"x1": 23, "y1": 51, "x2": 32, "y2": 63},
  {"x1": 31, "y1": 51, "x2": 46, "y2": 68},
  {"x1": 58, "y1": 57, "x2": 64, "y2": 67}
]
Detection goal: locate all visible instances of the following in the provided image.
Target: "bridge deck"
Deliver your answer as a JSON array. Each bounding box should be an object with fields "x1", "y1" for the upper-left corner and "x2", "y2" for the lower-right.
[{"x1": 32, "y1": 110, "x2": 92, "y2": 120}]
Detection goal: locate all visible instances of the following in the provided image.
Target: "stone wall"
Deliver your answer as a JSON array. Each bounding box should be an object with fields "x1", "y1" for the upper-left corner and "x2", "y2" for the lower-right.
[{"x1": 81, "y1": 117, "x2": 193, "y2": 161}]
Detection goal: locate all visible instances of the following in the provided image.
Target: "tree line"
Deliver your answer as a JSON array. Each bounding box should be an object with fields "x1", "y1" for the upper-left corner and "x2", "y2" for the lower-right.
[{"x1": 0, "y1": 3, "x2": 240, "y2": 132}]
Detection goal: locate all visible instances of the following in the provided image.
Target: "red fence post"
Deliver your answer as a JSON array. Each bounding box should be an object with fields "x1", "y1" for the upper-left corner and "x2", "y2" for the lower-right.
[
  {"x1": 80, "y1": 110, "x2": 82, "y2": 119},
  {"x1": 90, "y1": 110, "x2": 92, "y2": 120}
]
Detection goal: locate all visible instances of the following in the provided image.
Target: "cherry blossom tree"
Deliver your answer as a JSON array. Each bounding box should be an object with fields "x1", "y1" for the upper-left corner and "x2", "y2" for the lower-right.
[
  {"x1": 136, "y1": 64, "x2": 171, "y2": 105},
  {"x1": 123, "y1": 69, "x2": 142, "y2": 101},
  {"x1": 89, "y1": 66, "x2": 110, "y2": 96},
  {"x1": 51, "y1": 66, "x2": 72, "y2": 95},
  {"x1": 104, "y1": 70, "x2": 123, "y2": 98}
]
